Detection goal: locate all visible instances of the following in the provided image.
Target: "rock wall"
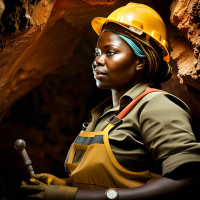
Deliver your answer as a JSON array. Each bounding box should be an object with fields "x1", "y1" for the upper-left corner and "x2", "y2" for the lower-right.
[
  {"x1": 0, "y1": 0, "x2": 119, "y2": 121},
  {"x1": 170, "y1": 0, "x2": 200, "y2": 102}
]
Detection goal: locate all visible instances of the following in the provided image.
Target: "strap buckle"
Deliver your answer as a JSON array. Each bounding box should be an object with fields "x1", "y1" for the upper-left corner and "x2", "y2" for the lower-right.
[{"x1": 108, "y1": 115, "x2": 123, "y2": 126}]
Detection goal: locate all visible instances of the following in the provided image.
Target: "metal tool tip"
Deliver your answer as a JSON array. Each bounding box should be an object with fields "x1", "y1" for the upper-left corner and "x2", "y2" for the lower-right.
[{"x1": 14, "y1": 139, "x2": 26, "y2": 151}]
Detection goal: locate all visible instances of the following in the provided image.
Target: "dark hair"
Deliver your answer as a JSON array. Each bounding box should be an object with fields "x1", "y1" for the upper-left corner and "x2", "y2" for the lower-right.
[{"x1": 102, "y1": 22, "x2": 172, "y2": 87}]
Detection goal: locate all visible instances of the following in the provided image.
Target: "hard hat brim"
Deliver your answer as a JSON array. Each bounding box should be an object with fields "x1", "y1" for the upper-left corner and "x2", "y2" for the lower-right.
[{"x1": 91, "y1": 17, "x2": 170, "y2": 62}]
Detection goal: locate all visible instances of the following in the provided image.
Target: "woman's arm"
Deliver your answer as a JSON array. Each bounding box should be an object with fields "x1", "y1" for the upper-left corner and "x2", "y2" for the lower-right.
[
  {"x1": 23, "y1": 163, "x2": 198, "y2": 200},
  {"x1": 76, "y1": 162, "x2": 200, "y2": 200},
  {"x1": 75, "y1": 176, "x2": 195, "y2": 200}
]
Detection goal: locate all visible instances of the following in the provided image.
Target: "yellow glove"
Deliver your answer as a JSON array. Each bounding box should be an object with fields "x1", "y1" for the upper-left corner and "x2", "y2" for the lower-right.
[
  {"x1": 31, "y1": 173, "x2": 72, "y2": 186},
  {"x1": 21, "y1": 178, "x2": 47, "y2": 199},
  {"x1": 21, "y1": 178, "x2": 78, "y2": 200}
]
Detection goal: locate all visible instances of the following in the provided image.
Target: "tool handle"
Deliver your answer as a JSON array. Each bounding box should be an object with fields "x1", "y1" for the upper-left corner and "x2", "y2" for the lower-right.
[
  {"x1": 14, "y1": 139, "x2": 35, "y2": 176},
  {"x1": 21, "y1": 149, "x2": 35, "y2": 176}
]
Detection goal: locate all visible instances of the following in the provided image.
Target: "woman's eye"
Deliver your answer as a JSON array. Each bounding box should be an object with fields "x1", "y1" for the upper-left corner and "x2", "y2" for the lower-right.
[{"x1": 107, "y1": 51, "x2": 116, "y2": 56}]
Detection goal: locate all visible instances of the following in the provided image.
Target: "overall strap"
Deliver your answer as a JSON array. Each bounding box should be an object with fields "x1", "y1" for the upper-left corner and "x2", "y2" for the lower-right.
[{"x1": 103, "y1": 87, "x2": 164, "y2": 132}]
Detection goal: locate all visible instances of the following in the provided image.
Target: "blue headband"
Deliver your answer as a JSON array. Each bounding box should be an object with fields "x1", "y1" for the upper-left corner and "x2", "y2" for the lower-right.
[{"x1": 103, "y1": 30, "x2": 146, "y2": 58}]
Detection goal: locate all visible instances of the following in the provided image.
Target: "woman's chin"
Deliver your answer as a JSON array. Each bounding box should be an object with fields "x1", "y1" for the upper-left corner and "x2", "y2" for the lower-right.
[
  {"x1": 96, "y1": 81, "x2": 111, "y2": 90},
  {"x1": 96, "y1": 85, "x2": 109, "y2": 90}
]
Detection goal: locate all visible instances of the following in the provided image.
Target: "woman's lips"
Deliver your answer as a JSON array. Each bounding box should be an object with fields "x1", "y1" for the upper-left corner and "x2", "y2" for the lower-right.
[{"x1": 93, "y1": 69, "x2": 107, "y2": 79}]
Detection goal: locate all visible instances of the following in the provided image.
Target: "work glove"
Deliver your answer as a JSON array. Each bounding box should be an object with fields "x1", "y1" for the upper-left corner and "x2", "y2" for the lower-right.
[
  {"x1": 21, "y1": 177, "x2": 78, "y2": 200},
  {"x1": 31, "y1": 173, "x2": 72, "y2": 186},
  {"x1": 21, "y1": 178, "x2": 47, "y2": 199}
]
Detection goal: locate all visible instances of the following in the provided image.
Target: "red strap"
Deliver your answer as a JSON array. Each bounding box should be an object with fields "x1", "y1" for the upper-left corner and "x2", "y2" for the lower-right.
[{"x1": 117, "y1": 87, "x2": 165, "y2": 119}]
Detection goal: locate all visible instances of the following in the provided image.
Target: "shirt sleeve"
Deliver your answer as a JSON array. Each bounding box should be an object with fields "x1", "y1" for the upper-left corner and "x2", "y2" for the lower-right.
[{"x1": 139, "y1": 93, "x2": 200, "y2": 176}]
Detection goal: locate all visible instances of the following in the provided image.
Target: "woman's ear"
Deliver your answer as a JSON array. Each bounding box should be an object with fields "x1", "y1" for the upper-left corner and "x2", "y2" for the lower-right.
[{"x1": 136, "y1": 57, "x2": 146, "y2": 71}]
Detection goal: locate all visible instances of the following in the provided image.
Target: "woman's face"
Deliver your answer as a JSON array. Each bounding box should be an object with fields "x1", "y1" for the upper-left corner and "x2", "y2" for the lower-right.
[{"x1": 93, "y1": 31, "x2": 144, "y2": 91}]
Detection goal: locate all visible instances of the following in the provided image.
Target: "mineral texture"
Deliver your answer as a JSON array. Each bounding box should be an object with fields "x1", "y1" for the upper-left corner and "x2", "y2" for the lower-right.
[
  {"x1": 170, "y1": 0, "x2": 200, "y2": 101},
  {"x1": 0, "y1": 0, "x2": 121, "y2": 120},
  {"x1": 0, "y1": 0, "x2": 42, "y2": 33}
]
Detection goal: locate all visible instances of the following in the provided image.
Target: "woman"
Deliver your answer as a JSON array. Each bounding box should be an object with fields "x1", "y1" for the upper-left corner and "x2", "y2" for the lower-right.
[{"x1": 21, "y1": 3, "x2": 200, "y2": 200}]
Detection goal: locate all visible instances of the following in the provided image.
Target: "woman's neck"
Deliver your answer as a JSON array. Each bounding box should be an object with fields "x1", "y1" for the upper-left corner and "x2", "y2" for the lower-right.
[
  {"x1": 111, "y1": 89, "x2": 127, "y2": 108},
  {"x1": 111, "y1": 78, "x2": 145, "y2": 108},
  {"x1": 111, "y1": 77, "x2": 145, "y2": 108}
]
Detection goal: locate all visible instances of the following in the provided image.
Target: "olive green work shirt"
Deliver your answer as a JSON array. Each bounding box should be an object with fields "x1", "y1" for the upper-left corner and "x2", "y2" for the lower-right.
[{"x1": 83, "y1": 81, "x2": 200, "y2": 176}]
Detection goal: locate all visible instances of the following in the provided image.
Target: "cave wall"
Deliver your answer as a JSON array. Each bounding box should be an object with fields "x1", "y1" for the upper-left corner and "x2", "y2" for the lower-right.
[
  {"x1": 0, "y1": 0, "x2": 124, "y2": 119},
  {"x1": 170, "y1": 0, "x2": 200, "y2": 103},
  {"x1": 0, "y1": 0, "x2": 200, "y2": 199}
]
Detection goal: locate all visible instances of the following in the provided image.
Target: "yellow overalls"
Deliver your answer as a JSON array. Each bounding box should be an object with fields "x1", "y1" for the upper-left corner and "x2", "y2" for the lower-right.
[{"x1": 65, "y1": 87, "x2": 163, "y2": 190}]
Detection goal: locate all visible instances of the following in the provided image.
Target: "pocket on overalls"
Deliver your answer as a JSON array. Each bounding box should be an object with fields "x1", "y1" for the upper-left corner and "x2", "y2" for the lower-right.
[{"x1": 65, "y1": 143, "x2": 89, "y2": 174}]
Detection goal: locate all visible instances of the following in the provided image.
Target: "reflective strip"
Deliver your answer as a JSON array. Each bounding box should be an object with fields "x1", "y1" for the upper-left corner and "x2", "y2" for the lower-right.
[
  {"x1": 57, "y1": 186, "x2": 78, "y2": 200},
  {"x1": 68, "y1": 144, "x2": 89, "y2": 163},
  {"x1": 44, "y1": 185, "x2": 61, "y2": 200},
  {"x1": 73, "y1": 149, "x2": 86, "y2": 163},
  {"x1": 75, "y1": 135, "x2": 104, "y2": 145},
  {"x1": 90, "y1": 135, "x2": 104, "y2": 144},
  {"x1": 75, "y1": 136, "x2": 93, "y2": 145}
]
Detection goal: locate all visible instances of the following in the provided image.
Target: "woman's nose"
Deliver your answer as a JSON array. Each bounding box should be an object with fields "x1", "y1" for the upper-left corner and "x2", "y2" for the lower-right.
[{"x1": 93, "y1": 55, "x2": 105, "y2": 69}]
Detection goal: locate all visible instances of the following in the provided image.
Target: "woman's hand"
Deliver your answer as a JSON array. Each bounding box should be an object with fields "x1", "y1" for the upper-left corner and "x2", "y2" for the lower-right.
[
  {"x1": 31, "y1": 173, "x2": 72, "y2": 186},
  {"x1": 21, "y1": 176, "x2": 78, "y2": 200},
  {"x1": 21, "y1": 178, "x2": 47, "y2": 199}
]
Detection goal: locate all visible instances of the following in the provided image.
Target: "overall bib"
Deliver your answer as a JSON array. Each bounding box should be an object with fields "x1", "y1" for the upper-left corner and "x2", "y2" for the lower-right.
[{"x1": 65, "y1": 87, "x2": 163, "y2": 190}]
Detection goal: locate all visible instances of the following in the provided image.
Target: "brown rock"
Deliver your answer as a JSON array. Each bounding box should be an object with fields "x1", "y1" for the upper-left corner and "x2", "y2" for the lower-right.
[
  {"x1": 170, "y1": 0, "x2": 200, "y2": 99},
  {"x1": 0, "y1": 0, "x2": 5, "y2": 20},
  {"x1": 0, "y1": 0, "x2": 123, "y2": 121},
  {"x1": 170, "y1": 33, "x2": 198, "y2": 89}
]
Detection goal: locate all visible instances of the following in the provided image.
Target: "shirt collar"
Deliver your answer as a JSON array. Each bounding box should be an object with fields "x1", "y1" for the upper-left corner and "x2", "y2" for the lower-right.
[
  {"x1": 91, "y1": 80, "x2": 154, "y2": 116},
  {"x1": 87, "y1": 80, "x2": 154, "y2": 132},
  {"x1": 120, "y1": 80, "x2": 154, "y2": 102}
]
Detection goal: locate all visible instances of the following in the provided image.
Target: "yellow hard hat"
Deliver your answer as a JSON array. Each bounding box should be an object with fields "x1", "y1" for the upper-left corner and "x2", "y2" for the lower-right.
[{"x1": 91, "y1": 2, "x2": 169, "y2": 62}]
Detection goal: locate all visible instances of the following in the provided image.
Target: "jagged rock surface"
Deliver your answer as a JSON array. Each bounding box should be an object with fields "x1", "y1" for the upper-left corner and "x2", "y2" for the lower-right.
[
  {"x1": 170, "y1": 0, "x2": 200, "y2": 101},
  {"x1": 0, "y1": 0, "x2": 121, "y2": 120}
]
